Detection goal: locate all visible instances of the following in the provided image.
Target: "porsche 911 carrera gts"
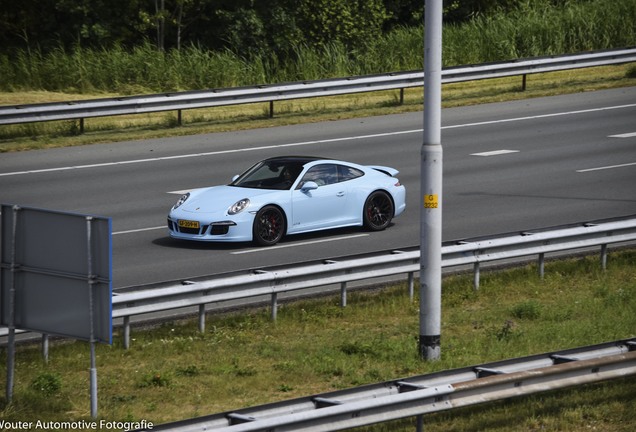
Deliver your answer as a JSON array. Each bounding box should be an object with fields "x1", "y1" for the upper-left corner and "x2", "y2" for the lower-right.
[{"x1": 167, "y1": 156, "x2": 406, "y2": 246}]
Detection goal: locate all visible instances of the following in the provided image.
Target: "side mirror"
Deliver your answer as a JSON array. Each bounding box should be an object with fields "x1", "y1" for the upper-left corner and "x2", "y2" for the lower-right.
[{"x1": 301, "y1": 181, "x2": 319, "y2": 192}]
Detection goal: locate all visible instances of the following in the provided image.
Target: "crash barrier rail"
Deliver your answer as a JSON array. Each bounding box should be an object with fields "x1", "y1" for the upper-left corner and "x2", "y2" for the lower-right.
[
  {"x1": 0, "y1": 47, "x2": 635, "y2": 127},
  {"x1": 1, "y1": 214, "x2": 635, "y2": 349},
  {"x1": 108, "y1": 214, "x2": 636, "y2": 349},
  {"x1": 146, "y1": 338, "x2": 636, "y2": 431}
]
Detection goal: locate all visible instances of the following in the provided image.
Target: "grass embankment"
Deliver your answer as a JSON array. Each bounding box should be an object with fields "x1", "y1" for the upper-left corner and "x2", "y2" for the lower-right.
[
  {"x1": 1, "y1": 63, "x2": 635, "y2": 153},
  {"x1": 1, "y1": 250, "x2": 635, "y2": 431}
]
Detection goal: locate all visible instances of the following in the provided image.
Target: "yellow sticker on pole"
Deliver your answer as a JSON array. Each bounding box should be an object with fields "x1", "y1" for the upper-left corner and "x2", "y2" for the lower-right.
[{"x1": 424, "y1": 194, "x2": 439, "y2": 209}]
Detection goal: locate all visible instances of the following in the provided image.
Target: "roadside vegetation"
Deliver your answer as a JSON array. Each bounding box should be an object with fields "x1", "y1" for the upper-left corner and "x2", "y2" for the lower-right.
[
  {"x1": 2, "y1": 0, "x2": 634, "y2": 92},
  {"x1": 0, "y1": 250, "x2": 635, "y2": 430},
  {"x1": 0, "y1": 0, "x2": 635, "y2": 152}
]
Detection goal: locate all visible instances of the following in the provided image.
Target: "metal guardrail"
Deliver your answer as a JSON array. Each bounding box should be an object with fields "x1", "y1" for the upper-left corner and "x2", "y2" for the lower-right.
[
  {"x1": 108, "y1": 214, "x2": 636, "y2": 349},
  {"x1": 1, "y1": 215, "x2": 635, "y2": 347},
  {"x1": 144, "y1": 338, "x2": 636, "y2": 431},
  {"x1": 0, "y1": 48, "x2": 634, "y2": 126}
]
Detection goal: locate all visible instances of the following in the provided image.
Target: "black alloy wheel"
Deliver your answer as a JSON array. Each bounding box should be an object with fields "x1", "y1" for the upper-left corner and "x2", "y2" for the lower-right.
[
  {"x1": 253, "y1": 205, "x2": 286, "y2": 246},
  {"x1": 363, "y1": 191, "x2": 394, "y2": 231}
]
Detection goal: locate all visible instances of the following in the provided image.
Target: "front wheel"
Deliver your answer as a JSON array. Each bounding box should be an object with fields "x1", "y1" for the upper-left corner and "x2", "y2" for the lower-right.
[
  {"x1": 253, "y1": 205, "x2": 286, "y2": 246},
  {"x1": 363, "y1": 191, "x2": 394, "y2": 231}
]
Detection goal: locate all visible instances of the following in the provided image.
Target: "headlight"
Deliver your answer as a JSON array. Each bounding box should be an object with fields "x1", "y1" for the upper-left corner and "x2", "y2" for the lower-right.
[
  {"x1": 228, "y1": 198, "x2": 250, "y2": 215},
  {"x1": 172, "y1": 192, "x2": 190, "y2": 210}
]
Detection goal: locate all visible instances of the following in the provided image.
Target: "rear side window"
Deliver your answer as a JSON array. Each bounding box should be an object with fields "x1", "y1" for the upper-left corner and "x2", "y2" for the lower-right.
[
  {"x1": 297, "y1": 164, "x2": 364, "y2": 189},
  {"x1": 337, "y1": 165, "x2": 364, "y2": 182},
  {"x1": 299, "y1": 164, "x2": 338, "y2": 186}
]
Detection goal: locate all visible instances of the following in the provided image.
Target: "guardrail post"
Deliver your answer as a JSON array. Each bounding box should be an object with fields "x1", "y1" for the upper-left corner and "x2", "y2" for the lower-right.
[
  {"x1": 198, "y1": 304, "x2": 206, "y2": 332},
  {"x1": 538, "y1": 253, "x2": 545, "y2": 279},
  {"x1": 408, "y1": 272, "x2": 415, "y2": 301},
  {"x1": 79, "y1": 118, "x2": 84, "y2": 134},
  {"x1": 400, "y1": 88, "x2": 405, "y2": 105},
  {"x1": 341, "y1": 282, "x2": 347, "y2": 307},
  {"x1": 269, "y1": 101, "x2": 274, "y2": 118},
  {"x1": 416, "y1": 415, "x2": 424, "y2": 432},
  {"x1": 123, "y1": 316, "x2": 131, "y2": 350},
  {"x1": 271, "y1": 293, "x2": 278, "y2": 321},
  {"x1": 42, "y1": 334, "x2": 49, "y2": 363},
  {"x1": 177, "y1": 110, "x2": 182, "y2": 126},
  {"x1": 473, "y1": 262, "x2": 480, "y2": 290},
  {"x1": 522, "y1": 74, "x2": 527, "y2": 91},
  {"x1": 600, "y1": 244, "x2": 608, "y2": 270}
]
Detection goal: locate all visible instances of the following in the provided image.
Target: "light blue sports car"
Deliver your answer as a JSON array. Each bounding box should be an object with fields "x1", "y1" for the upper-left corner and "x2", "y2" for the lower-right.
[{"x1": 167, "y1": 156, "x2": 406, "y2": 246}]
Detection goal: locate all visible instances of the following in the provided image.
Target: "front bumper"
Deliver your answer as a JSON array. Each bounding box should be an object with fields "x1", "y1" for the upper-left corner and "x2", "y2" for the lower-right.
[{"x1": 167, "y1": 212, "x2": 255, "y2": 242}]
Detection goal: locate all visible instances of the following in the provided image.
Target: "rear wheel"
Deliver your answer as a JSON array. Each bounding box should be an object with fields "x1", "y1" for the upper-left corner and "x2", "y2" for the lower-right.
[
  {"x1": 253, "y1": 205, "x2": 286, "y2": 246},
  {"x1": 363, "y1": 191, "x2": 394, "y2": 231}
]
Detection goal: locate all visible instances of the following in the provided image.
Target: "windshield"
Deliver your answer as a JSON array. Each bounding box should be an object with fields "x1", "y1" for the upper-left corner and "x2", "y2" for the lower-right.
[{"x1": 230, "y1": 160, "x2": 305, "y2": 190}]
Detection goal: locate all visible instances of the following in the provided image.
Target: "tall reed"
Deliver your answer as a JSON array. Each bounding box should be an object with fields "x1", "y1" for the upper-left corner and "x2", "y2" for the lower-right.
[
  {"x1": 444, "y1": 0, "x2": 636, "y2": 63},
  {"x1": 0, "y1": 0, "x2": 633, "y2": 94}
]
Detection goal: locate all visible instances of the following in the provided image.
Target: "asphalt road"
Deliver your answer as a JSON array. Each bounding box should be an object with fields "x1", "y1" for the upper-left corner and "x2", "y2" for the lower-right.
[{"x1": 1, "y1": 87, "x2": 635, "y2": 288}]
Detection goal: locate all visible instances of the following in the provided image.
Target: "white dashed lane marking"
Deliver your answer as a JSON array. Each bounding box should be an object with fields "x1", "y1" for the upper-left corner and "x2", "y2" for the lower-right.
[{"x1": 470, "y1": 150, "x2": 519, "y2": 157}]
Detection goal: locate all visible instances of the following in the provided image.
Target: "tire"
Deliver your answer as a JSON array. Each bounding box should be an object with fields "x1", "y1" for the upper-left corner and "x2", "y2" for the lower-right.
[
  {"x1": 253, "y1": 205, "x2": 286, "y2": 246},
  {"x1": 363, "y1": 191, "x2": 394, "y2": 231}
]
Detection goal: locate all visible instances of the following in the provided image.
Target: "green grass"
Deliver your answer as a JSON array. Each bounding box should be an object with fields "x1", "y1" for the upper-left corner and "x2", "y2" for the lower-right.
[
  {"x1": 1, "y1": 63, "x2": 635, "y2": 153},
  {"x1": 1, "y1": 249, "x2": 635, "y2": 430}
]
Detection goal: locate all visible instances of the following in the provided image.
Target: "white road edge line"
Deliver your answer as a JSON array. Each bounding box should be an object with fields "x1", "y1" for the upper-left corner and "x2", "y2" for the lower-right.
[
  {"x1": 2, "y1": 102, "x2": 635, "y2": 178},
  {"x1": 113, "y1": 226, "x2": 165, "y2": 235},
  {"x1": 0, "y1": 130, "x2": 419, "y2": 177},
  {"x1": 442, "y1": 103, "x2": 636, "y2": 130},
  {"x1": 576, "y1": 162, "x2": 636, "y2": 172},
  {"x1": 231, "y1": 234, "x2": 370, "y2": 254}
]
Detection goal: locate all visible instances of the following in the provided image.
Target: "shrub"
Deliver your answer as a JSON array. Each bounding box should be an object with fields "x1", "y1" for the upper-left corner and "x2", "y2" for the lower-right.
[
  {"x1": 511, "y1": 300, "x2": 542, "y2": 320},
  {"x1": 30, "y1": 372, "x2": 62, "y2": 397}
]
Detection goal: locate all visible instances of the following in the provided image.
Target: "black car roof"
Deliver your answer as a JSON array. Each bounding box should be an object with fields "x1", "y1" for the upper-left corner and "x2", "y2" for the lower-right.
[{"x1": 262, "y1": 156, "x2": 328, "y2": 165}]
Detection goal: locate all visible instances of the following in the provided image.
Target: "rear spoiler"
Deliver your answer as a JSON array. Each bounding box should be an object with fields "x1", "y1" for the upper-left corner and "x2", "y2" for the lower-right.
[{"x1": 367, "y1": 165, "x2": 399, "y2": 177}]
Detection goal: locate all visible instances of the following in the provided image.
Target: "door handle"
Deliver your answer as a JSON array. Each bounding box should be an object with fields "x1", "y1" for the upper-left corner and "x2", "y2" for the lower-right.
[{"x1": 337, "y1": 191, "x2": 345, "y2": 197}]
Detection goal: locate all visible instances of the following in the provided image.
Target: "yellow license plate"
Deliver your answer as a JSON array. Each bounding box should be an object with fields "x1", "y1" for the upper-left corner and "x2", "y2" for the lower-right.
[{"x1": 178, "y1": 219, "x2": 200, "y2": 229}]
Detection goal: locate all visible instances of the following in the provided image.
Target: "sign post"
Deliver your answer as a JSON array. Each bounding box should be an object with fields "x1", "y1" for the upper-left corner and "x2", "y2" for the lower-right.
[
  {"x1": 420, "y1": 0, "x2": 443, "y2": 361},
  {"x1": 0, "y1": 205, "x2": 112, "y2": 417}
]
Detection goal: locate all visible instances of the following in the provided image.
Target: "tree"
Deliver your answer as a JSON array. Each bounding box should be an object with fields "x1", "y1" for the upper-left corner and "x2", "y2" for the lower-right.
[
  {"x1": 0, "y1": 0, "x2": 549, "y2": 56},
  {"x1": 296, "y1": 0, "x2": 389, "y2": 49},
  {"x1": 139, "y1": 0, "x2": 203, "y2": 51},
  {"x1": 383, "y1": 0, "x2": 423, "y2": 29},
  {"x1": 53, "y1": 0, "x2": 145, "y2": 48}
]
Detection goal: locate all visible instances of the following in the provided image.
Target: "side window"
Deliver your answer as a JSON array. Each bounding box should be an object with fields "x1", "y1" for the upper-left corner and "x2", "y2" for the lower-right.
[
  {"x1": 337, "y1": 165, "x2": 364, "y2": 182},
  {"x1": 298, "y1": 164, "x2": 338, "y2": 187}
]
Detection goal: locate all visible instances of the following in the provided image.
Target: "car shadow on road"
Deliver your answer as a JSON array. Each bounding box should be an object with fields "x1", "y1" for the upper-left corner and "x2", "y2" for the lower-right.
[
  {"x1": 152, "y1": 236, "x2": 250, "y2": 251},
  {"x1": 151, "y1": 226, "x2": 379, "y2": 251}
]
